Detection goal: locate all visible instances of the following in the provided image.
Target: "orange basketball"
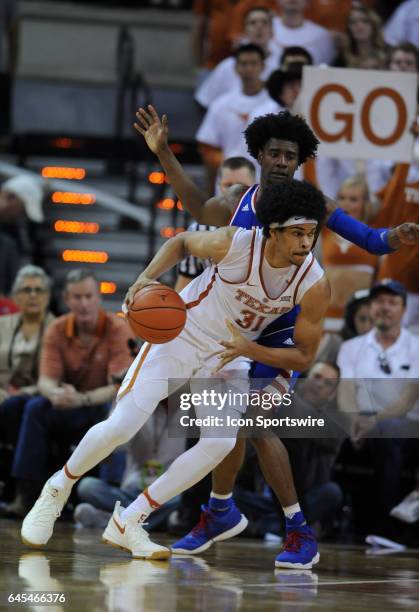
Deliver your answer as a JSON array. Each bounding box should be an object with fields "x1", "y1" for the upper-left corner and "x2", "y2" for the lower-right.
[{"x1": 127, "y1": 284, "x2": 187, "y2": 344}]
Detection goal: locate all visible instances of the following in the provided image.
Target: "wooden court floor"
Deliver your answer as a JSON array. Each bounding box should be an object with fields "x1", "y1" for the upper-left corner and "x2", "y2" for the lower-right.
[{"x1": 1, "y1": 519, "x2": 419, "y2": 611}]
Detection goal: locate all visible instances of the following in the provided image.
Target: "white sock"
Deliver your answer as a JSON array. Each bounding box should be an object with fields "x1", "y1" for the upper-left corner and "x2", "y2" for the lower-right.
[
  {"x1": 210, "y1": 491, "x2": 232, "y2": 500},
  {"x1": 120, "y1": 489, "x2": 160, "y2": 523},
  {"x1": 49, "y1": 466, "x2": 78, "y2": 495},
  {"x1": 283, "y1": 502, "x2": 302, "y2": 520}
]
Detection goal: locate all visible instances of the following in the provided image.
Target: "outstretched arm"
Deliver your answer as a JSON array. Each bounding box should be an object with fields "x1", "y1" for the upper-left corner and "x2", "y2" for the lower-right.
[
  {"x1": 216, "y1": 276, "x2": 331, "y2": 372},
  {"x1": 324, "y1": 196, "x2": 419, "y2": 254},
  {"x1": 134, "y1": 105, "x2": 237, "y2": 226},
  {"x1": 124, "y1": 226, "x2": 237, "y2": 307}
]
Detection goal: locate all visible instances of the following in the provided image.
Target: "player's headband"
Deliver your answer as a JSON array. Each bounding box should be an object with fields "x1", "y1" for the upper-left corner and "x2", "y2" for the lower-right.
[{"x1": 269, "y1": 216, "x2": 318, "y2": 229}]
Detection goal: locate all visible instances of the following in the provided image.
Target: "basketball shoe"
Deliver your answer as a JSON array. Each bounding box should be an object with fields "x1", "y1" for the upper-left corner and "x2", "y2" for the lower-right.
[
  {"x1": 21, "y1": 474, "x2": 69, "y2": 547},
  {"x1": 102, "y1": 501, "x2": 170, "y2": 560},
  {"x1": 171, "y1": 502, "x2": 248, "y2": 554},
  {"x1": 275, "y1": 517, "x2": 319, "y2": 569}
]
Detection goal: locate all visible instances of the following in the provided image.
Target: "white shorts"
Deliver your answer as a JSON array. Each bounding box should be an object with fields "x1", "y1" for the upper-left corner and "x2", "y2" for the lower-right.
[{"x1": 117, "y1": 334, "x2": 250, "y2": 413}]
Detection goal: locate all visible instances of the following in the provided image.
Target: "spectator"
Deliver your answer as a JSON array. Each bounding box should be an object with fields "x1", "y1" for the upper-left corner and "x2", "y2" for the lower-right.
[
  {"x1": 304, "y1": 1, "x2": 378, "y2": 34},
  {"x1": 316, "y1": 288, "x2": 372, "y2": 365},
  {"x1": 248, "y1": 47, "x2": 313, "y2": 119},
  {"x1": 321, "y1": 176, "x2": 378, "y2": 331},
  {"x1": 337, "y1": 279, "x2": 419, "y2": 536},
  {"x1": 271, "y1": 0, "x2": 336, "y2": 65},
  {"x1": 364, "y1": 44, "x2": 419, "y2": 195},
  {"x1": 229, "y1": 1, "x2": 278, "y2": 46},
  {"x1": 2, "y1": 269, "x2": 134, "y2": 516},
  {"x1": 372, "y1": 162, "x2": 419, "y2": 330},
  {"x1": 229, "y1": 0, "x2": 380, "y2": 42},
  {"x1": 195, "y1": 7, "x2": 281, "y2": 110},
  {"x1": 0, "y1": 175, "x2": 44, "y2": 257},
  {"x1": 335, "y1": 4, "x2": 388, "y2": 70},
  {"x1": 280, "y1": 362, "x2": 344, "y2": 534},
  {"x1": 388, "y1": 40, "x2": 419, "y2": 73},
  {"x1": 384, "y1": 0, "x2": 419, "y2": 47},
  {"x1": 0, "y1": 0, "x2": 19, "y2": 137},
  {"x1": 196, "y1": 43, "x2": 270, "y2": 193},
  {"x1": 73, "y1": 400, "x2": 185, "y2": 531},
  {"x1": 175, "y1": 157, "x2": 256, "y2": 292},
  {"x1": 192, "y1": 0, "x2": 236, "y2": 76},
  {"x1": 0, "y1": 266, "x2": 54, "y2": 503},
  {"x1": 0, "y1": 265, "x2": 53, "y2": 402}
]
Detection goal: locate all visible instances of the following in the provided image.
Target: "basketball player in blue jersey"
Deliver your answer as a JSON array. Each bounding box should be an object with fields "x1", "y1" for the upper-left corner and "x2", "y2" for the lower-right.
[{"x1": 134, "y1": 105, "x2": 419, "y2": 569}]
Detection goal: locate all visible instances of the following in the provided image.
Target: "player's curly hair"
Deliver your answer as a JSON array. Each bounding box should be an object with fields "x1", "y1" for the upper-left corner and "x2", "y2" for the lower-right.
[
  {"x1": 244, "y1": 111, "x2": 319, "y2": 165},
  {"x1": 256, "y1": 180, "x2": 327, "y2": 237}
]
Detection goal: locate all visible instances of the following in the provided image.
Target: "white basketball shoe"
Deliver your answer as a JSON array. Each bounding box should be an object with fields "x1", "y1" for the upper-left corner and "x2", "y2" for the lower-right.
[
  {"x1": 21, "y1": 474, "x2": 69, "y2": 547},
  {"x1": 102, "y1": 501, "x2": 170, "y2": 560}
]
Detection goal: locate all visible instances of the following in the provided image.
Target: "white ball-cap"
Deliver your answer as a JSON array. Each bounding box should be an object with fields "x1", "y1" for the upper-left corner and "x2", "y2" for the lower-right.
[{"x1": 2, "y1": 175, "x2": 45, "y2": 223}]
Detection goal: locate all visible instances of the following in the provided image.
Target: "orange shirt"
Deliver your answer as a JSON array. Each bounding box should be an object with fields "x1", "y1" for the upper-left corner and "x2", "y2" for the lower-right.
[
  {"x1": 322, "y1": 227, "x2": 378, "y2": 270},
  {"x1": 322, "y1": 227, "x2": 378, "y2": 319},
  {"x1": 40, "y1": 309, "x2": 134, "y2": 391},
  {"x1": 194, "y1": 0, "x2": 237, "y2": 68},
  {"x1": 373, "y1": 164, "x2": 419, "y2": 293}
]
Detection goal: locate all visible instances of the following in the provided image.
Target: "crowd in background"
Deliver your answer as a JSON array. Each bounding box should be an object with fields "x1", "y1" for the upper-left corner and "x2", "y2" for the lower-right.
[{"x1": 0, "y1": 0, "x2": 418, "y2": 546}]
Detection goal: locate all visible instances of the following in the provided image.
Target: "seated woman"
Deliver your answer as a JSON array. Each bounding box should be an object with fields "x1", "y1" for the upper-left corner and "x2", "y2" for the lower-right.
[
  {"x1": 0, "y1": 265, "x2": 54, "y2": 512},
  {"x1": 321, "y1": 176, "x2": 378, "y2": 332},
  {"x1": 316, "y1": 288, "x2": 372, "y2": 365}
]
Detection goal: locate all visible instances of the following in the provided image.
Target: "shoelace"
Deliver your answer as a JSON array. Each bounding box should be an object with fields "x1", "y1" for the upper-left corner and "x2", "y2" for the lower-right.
[
  {"x1": 32, "y1": 490, "x2": 61, "y2": 525},
  {"x1": 282, "y1": 530, "x2": 313, "y2": 553},
  {"x1": 191, "y1": 508, "x2": 213, "y2": 537}
]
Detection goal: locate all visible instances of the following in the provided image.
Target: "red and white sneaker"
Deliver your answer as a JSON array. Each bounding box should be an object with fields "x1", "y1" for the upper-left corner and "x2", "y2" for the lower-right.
[
  {"x1": 102, "y1": 501, "x2": 170, "y2": 560},
  {"x1": 21, "y1": 474, "x2": 69, "y2": 547}
]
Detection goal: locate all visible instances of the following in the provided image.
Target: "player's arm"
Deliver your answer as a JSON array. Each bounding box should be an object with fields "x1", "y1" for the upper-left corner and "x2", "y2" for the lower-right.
[
  {"x1": 124, "y1": 227, "x2": 237, "y2": 307},
  {"x1": 134, "y1": 105, "x2": 243, "y2": 225},
  {"x1": 216, "y1": 277, "x2": 331, "y2": 372},
  {"x1": 324, "y1": 196, "x2": 419, "y2": 254}
]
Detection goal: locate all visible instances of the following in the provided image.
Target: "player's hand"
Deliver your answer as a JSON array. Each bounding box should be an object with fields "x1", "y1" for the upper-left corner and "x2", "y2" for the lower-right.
[
  {"x1": 133, "y1": 105, "x2": 169, "y2": 155},
  {"x1": 123, "y1": 276, "x2": 159, "y2": 313},
  {"x1": 388, "y1": 222, "x2": 419, "y2": 249},
  {"x1": 213, "y1": 320, "x2": 251, "y2": 373}
]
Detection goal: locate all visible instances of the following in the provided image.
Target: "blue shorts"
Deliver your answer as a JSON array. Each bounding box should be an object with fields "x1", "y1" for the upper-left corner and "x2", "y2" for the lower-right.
[{"x1": 250, "y1": 306, "x2": 300, "y2": 388}]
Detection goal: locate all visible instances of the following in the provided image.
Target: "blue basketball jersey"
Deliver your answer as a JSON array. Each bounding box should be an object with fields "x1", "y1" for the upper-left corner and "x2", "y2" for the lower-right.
[
  {"x1": 228, "y1": 183, "x2": 300, "y2": 384},
  {"x1": 229, "y1": 184, "x2": 260, "y2": 230}
]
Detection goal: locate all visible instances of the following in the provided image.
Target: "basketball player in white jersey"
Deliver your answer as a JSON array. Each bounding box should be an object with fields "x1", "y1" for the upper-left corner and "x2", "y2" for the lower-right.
[{"x1": 21, "y1": 179, "x2": 330, "y2": 565}]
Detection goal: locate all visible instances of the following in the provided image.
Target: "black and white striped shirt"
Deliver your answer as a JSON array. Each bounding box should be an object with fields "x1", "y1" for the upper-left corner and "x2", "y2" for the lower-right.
[{"x1": 177, "y1": 221, "x2": 217, "y2": 279}]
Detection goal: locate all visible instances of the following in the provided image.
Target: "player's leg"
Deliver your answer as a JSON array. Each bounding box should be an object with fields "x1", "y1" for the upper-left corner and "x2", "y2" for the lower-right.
[
  {"x1": 20, "y1": 343, "x2": 190, "y2": 551},
  {"x1": 172, "y1": 311, "x2": 319, "y2": 567},
  {"x1": 171, "y1": 436, "x2": 248, "y2": 554},
  {"x1": 247, "y1": 324, "x2": 319, "y2": 569},
  {"x1": 104, "y1": 396, "x2": 242, "y2": 556}
]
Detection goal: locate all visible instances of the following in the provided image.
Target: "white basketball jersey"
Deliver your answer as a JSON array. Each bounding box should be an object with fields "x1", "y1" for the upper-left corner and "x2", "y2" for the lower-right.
[{"x1": 179, "y1": 228, "x2": 324, "y2": 353}]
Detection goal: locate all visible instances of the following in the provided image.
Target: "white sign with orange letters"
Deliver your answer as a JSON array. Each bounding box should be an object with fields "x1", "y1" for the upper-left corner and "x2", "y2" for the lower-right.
[{"x1": 301, "y1": 66, "x2": 418, "y2": 161}]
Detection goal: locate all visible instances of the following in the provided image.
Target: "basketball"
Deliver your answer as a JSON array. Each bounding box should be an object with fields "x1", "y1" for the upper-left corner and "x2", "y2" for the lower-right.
[{"x1": 127, "y1": 284, "x2": 187, "y2": 343}]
